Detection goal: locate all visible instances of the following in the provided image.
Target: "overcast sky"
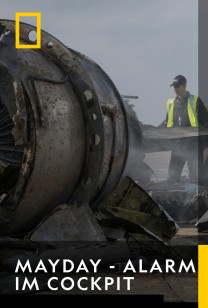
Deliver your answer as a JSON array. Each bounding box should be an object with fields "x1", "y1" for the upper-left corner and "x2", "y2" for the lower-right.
[{"x1": 0, "y1": 0, "x2": 198, "y2": 125}]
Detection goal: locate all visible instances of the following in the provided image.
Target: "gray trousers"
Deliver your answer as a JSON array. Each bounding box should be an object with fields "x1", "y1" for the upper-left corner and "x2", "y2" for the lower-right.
[{"x1": 167, "y1": 141, "x2": 202, "y2": 184}]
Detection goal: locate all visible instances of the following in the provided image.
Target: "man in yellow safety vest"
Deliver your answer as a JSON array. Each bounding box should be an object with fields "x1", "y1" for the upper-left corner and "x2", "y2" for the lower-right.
[{"x1": 161, "y1": 75, "x2": 208, "y2": 184}]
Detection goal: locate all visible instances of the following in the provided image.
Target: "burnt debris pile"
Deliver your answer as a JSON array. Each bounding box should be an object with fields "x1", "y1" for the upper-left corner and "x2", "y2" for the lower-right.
[{"x1": 0, "y1": 21, "x2": 203, "y2": 294}]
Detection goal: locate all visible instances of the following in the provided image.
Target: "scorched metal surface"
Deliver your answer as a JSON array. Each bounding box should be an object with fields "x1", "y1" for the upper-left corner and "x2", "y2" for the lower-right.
[{"x1": 0, "y1": 20, "x2": 138, "y2": 236}]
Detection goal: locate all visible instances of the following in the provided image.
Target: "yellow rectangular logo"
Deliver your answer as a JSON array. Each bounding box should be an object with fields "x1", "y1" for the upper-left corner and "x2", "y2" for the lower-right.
[
  {"x1": 199, "y1": 245, "x2": 208, "y2": 308},
  {"x1": 15, "y1": 12, "x2": 41, "y2": 49}
]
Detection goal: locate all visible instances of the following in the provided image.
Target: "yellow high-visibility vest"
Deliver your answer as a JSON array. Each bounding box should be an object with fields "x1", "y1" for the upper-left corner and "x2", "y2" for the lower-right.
[{"x1": 166, "y1": 95, "x2": 199, "y2": 127}]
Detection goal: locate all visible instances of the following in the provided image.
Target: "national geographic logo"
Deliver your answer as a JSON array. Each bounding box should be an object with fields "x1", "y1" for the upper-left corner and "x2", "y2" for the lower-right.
[{"x1": 15, "y1": 12, "x2": 41, "y2": 49}]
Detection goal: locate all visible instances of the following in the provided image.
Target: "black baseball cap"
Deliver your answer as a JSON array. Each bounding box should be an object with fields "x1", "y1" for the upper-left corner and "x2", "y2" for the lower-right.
[{"x1": 170, "y1": 75, "x2": 187, "y2": 87}]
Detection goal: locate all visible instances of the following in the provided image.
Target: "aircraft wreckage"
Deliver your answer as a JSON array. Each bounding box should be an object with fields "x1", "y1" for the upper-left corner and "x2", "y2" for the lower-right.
[{"x1": 0, "y1": 20, "x2": 207, "y2": 271}]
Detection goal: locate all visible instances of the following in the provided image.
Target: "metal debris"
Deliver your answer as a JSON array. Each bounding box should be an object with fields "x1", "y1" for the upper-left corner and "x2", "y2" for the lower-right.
[
  {"x1": 183, "y1": 189, "x2": 208, "y2": 222},
  {"x1": 95, "y1": 177, "x2": 179, "y2": 254},
  {"x1": 28, "y1": 203, "x2": 106, "y2": 242},
  {"x1": 195, "y1": 210, "x2": 208, "y2": 232},
  {"x1": 0, "y1": 19, "x2": 144, "y2": 237}
]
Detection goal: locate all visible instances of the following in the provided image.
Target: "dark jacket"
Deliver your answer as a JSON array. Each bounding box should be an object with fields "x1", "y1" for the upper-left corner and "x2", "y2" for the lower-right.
[{"x1": 160, "y1": 91, "x2": 208, "y2": 127}]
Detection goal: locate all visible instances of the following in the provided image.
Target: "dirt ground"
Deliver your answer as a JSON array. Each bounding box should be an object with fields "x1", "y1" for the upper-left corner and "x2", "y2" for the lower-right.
[
  {"x1": 0, "y1": 224, "x2": 204, "y2": 303},
  {"x1": 35, "y1": 225, "x2": 201, "y2": 302}
]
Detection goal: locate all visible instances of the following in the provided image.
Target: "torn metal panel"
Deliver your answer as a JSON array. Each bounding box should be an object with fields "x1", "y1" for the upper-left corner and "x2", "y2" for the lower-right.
[
  {"x1": 28, "y1": 203, "x2": 106, "y2": 242},
  {"x1": 195, "y1": 210, "x2": 208, "y2": 232},
  {"x1": 95, "y1": 177, "x2": 179, "y2": 253}
]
